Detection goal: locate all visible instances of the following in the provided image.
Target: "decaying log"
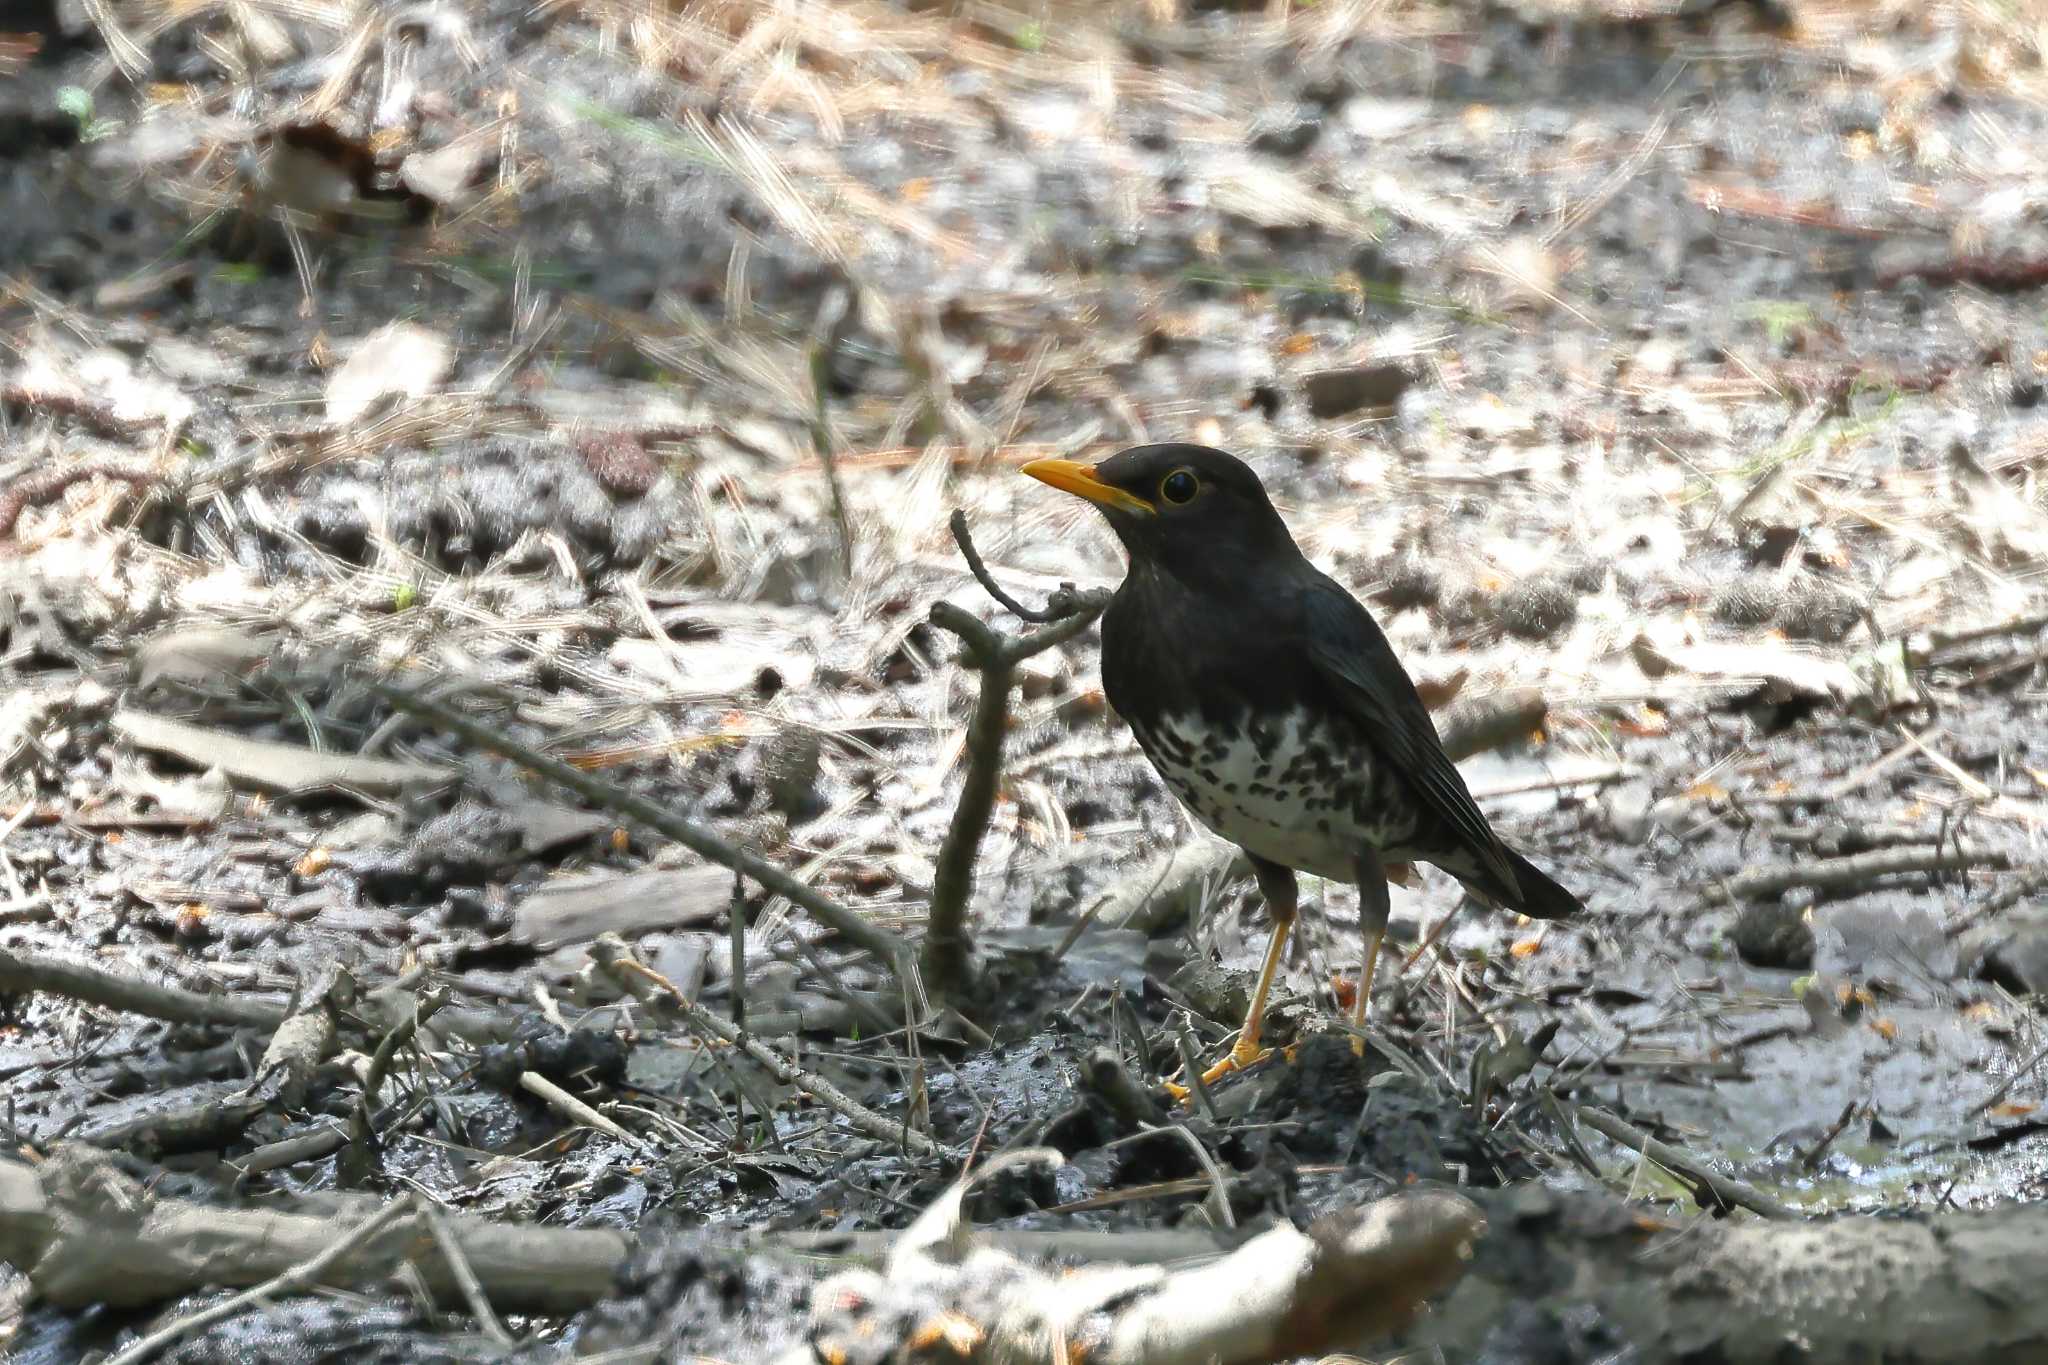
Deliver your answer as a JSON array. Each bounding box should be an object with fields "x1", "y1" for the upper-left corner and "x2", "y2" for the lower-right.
[
  {"x1": 0, "y1": 1146, "x2": 630, "y2": 1314},
  {"x1": 1406, "y1": 1184, "x2": 2048, "y2": 1364}
]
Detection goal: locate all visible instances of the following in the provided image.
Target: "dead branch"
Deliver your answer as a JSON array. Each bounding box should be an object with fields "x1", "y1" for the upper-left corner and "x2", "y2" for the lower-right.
[
  {"x1": 351, "y1": 672, "x2": 908, "y2": 969},
  {"x1": 588, "y1": 934, "x2": 954, "y2": 1161},
  {"x1": 100, "y1": 1196, "x2": 421, "y2": 1365},
  {"x1": 922, "y1": 513, "x2": 1111, "y2": 995},
  {"x1": 1570, "y1": 1103, "x2": 1797, "y2": 1220},
  {"x1": 1410, "y1": 1183, "x2": 2048, "y2": 1363},
  {"x1": 0, "y1": 1145, "x2": 631, "y2": 1314},
  {"x1": 0, "y1": 943, "x2": 288, "y2": 1031},
  {"x1": 249, "y1": 967, "x2": 347, "y2": 1110},
  {"x1": 1704, "y1": 843, "x2": 2022, "y2": 905}
]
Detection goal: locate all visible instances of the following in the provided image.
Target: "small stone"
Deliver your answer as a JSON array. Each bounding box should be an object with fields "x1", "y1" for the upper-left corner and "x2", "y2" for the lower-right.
[
  {"x1": 1963, "y1": 906, "x2": 2048, "y2": 996},
  {"x1": 1731, "y1": 899, "x2": 1815, "y2": 970},
  {"x1": 1497, "y1": 576, "x2": 1578, "y2": 641},
  {"x1": 576, "y1": 431, "x2": 660, "y2": 499},
  {"x1": 757, "y1": 727, "x2": 824, "y2": 823},
  {"x1": 1303, "y1": 361, "x2": 1415, "y2": 418},
  {"x1": 1602, "y1": 779, "x2": 1656, "y2": 845}
]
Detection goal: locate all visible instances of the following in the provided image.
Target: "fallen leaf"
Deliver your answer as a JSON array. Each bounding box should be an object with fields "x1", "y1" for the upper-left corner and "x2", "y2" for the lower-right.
[
  {"x1": 511, "y1": 865, "x2": 730, "y2": 951},
  {"x1": 399, "y1": 138, "x2": 492, "y2": 206},
  {"x1": 133, "y1": 627, "x2": 273, "y2": 689},
  {"x1": 325, "y1": 321, "x2": 455, "y2": 425}
]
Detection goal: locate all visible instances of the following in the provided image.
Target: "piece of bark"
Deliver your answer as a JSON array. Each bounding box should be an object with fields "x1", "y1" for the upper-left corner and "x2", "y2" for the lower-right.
[
  {"x1": 511, "y1": 864, "x2": 730, "y2": 951},
  {"x1": 111, "y1": 710, "x2": 451, "y2": 796}
]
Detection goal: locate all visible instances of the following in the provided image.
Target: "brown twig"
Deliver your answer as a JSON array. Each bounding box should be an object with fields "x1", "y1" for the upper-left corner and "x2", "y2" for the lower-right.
[{"x1": 921, "y1": 517, "x2": 1110, "y2": 995}]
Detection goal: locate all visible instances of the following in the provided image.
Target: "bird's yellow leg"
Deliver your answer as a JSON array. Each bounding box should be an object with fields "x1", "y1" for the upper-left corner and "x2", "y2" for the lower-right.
[
  {"x1": 1162, "y1": 858, "x2": 1298, "y2": 1101},
  {"x1": 1351, "y1": 923, "x2": 1384, "y2": 1057},
  {"x1": 1163, "y1": 917, "x2": 1290, "y2": 1101},
  {"x1": 1208, "y1": 916, "x2": 1291, "y2": 1080},
  {"x1": 1352, "y1": 851, "x2": 1392, "y2": 1057}
]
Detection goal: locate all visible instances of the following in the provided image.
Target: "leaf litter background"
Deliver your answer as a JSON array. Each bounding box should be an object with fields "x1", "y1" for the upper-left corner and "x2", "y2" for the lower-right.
[{"x1": 4, "y1": 0, "x2": 2048, "y2": 1358}]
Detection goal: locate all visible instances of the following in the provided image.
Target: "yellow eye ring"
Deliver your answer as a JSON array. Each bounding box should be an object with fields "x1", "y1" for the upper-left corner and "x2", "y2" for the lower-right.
[{"x1": 1160, "y1": 468, "x2": 1199, "y2": 505}]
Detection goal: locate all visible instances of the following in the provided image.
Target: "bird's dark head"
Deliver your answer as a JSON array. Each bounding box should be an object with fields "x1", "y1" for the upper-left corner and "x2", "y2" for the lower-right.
[{"x1": 1022, "y1": 443, "x2": 1299, "y2": 587}]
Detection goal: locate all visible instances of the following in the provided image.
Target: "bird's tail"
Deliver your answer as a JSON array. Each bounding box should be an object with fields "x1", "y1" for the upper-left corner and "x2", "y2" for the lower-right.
[
  {"x1": 1499, "y1": 847, "x2": 1582, "y2": 919},
  {"x1": 1443, "y1": 845, "x2": 1582, "y2": 920}
]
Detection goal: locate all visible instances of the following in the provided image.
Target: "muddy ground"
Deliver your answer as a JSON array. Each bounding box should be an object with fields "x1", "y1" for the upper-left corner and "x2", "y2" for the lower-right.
[{"x1": 4, "y1": 0, "x2": 2048, "y2": 1359}]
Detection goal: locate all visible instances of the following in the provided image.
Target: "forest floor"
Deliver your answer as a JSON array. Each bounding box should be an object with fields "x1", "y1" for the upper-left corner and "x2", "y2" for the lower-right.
[{"x1": 4, "y1": 0, "x2": 2048, "y2": 1360}]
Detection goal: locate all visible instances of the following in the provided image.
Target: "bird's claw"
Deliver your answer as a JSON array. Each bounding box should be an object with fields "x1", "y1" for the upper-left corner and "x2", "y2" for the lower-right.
[{"x1": 1164, "y1": 1036, "x2": 1273, "y2": 1103}]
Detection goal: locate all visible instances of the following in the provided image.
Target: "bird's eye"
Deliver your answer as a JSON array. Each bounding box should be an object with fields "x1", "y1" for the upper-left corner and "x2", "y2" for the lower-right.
[{"x1": 1159, "y1": 469, "x2": 1199, "y2": 505}]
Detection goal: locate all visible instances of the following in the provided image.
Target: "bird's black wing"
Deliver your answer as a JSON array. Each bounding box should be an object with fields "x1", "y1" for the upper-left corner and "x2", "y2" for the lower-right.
[{"x1": 1301, "y1": 577, "x2": 1517, "y2": 890}]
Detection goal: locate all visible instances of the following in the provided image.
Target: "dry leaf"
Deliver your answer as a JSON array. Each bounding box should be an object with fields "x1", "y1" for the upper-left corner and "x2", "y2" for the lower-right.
[{"x1": 325, "y1": 321, "x2": 455, "y2": 425}]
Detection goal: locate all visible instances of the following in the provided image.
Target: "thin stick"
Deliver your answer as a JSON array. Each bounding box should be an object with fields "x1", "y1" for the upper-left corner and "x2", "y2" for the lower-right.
[
  {"x1": 1571, "y1": 1103, "x2": 1797, "y2": 1219},
  {"x1": 589, "y1": 934, "x2": 954, "y2": 1161},
  {"x1": 101, "y1": 1197, "x2": 417, "y2": 1365},
  {"x1": 353, "y1": 673, "x2": 906, "y2": 968},
  {"x1": 1703, "y1": 844, "x2": 2020, "y2": 905},
  {"x1": 420, "y1": 1200, "x2": 516, "y2": 1348},
  {"x1": 920, "y1": 537, "x2": 1108, "y2": 995},
  {"x1": 950, "y1": 507, "x2": 1114, "y2": 626},
  {"x1": 1970, "y1": 1038, "x2": 2048, "y2": 1118},
  {"x1": 948, "y1": 509, "x2": 1063, "y2": 623},
  {"x1": 519, "y1": 1071, "x2": 640, "y2": 1145},
  {"x1": 346, "y1": 987, "x2": 446, "y2": 1174}
]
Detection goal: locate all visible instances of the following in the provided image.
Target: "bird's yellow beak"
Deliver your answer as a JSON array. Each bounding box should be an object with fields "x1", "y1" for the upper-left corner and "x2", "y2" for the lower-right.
[{"x1": 1021, "y1": 458, "x2": 1156, "y2": 516}]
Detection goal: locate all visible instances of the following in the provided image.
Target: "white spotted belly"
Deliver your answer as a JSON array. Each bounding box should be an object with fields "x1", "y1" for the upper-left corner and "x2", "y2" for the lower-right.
[{"x1": 1129, "y1": 711, "x2": 1416, "y2": 882}]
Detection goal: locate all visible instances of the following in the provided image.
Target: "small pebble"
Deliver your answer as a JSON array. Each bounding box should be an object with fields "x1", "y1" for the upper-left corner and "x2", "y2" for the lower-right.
[
  {"x1": 1731, "y1": 899, "x2": 1815, "y2": 970},
  {"x1": 1497, "y1": 576, "x2": 1578, "y2": 641}
]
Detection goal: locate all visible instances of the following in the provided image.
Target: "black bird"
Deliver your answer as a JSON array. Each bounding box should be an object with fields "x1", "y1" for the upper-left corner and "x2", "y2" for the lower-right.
[{"x1": 1025, "y1": 444, "x2": 1580, "y2": 1086}]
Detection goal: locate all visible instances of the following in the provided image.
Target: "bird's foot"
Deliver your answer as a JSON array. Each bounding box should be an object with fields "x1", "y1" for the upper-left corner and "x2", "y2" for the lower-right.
[{"x1": 1163, "y1": 1035, "x2": 1273, "y2": 1102}]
